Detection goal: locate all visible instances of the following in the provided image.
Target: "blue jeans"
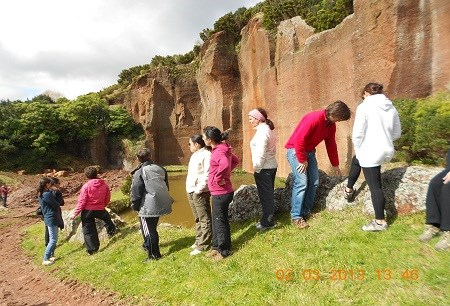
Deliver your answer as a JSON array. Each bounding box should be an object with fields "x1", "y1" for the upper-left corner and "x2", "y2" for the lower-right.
[
  {"x1": 44, "y1": 225, "x2": 58, "y2": 261},
  {"x1": 286, "y1": 149, "x2": 319, "y2": 220}
]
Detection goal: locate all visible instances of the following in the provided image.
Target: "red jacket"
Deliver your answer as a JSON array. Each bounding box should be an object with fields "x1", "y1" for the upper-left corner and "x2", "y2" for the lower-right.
[
  {"x1": 285, "y1": 110, "x2": 339, "y2": 166},
  {"x1": 73, "y1": 178, "x2": 111, "y2": 217}
]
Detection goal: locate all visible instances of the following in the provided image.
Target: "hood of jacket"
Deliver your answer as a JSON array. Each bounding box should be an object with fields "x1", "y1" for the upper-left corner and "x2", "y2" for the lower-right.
[
  {"x1": 365, "y1": 93, "x2": 394, "y2": 111},
  {"x1": 213, "y1": 142, "x2": 232, "y2": 155}
]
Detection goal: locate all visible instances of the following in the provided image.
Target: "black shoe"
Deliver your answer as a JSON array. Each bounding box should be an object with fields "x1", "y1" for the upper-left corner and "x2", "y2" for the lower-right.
[
  {"x1": 255, "y1": 222, "x2": 276, "y2": 231},
  {"x1": 87, "y1": 250, "x2": 97, "y2": 256}
]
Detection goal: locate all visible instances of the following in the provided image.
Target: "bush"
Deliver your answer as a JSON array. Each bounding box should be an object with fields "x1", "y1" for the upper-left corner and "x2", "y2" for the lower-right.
[
  {"x1": 120, "y1": 175, "x2": 132, "y2": 195},
  {"x1": 393, "y1": 91, "x2": 450, "y2": 166}
]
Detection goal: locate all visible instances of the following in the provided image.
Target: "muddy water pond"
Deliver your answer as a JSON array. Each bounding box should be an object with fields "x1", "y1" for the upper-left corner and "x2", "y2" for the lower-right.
[{"x1": 120, "y1": 172, "x2": 258, "y2": 228}]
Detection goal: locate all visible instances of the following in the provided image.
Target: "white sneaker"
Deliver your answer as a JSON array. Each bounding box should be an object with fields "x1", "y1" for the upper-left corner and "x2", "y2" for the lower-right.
[
  {"x1": 49, "y1": 257, "x2": 57, "y2": 262},
  {"x1": 190, "y1": 249, "x2": 202, "y2": 256},
  {"x1": 190, "y1": 243, "x2": 196, "y2": 249},
  {"x1": 42, "y1": 260, "x2": 53, "y2": 266},
  {"x1": 362, "y1": 220, "x2": 388, "y2": 232}
]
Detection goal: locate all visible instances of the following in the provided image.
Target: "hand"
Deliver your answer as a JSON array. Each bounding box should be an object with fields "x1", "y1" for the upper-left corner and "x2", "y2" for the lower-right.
[
  {"x1": 443, "y1": 171, "x2": 450, "y2": 185},
  {"x1": 218, "y1": 179, "x2": 226, "y2": 186},
  {"x1": 296, "y1": 161, "x2": 308, "y2": 174},
  {"x1": 69, "y1": 212, "x2": 76, "y2": 220},
  {"x1": 332, "y1": 166, "x2": 342, "y2": 177}
]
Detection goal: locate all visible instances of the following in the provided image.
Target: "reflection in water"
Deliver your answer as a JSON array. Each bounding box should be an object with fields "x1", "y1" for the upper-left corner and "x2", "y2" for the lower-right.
[{"x1": 120, "y1": 172, "x2": 256, "y2": 228}]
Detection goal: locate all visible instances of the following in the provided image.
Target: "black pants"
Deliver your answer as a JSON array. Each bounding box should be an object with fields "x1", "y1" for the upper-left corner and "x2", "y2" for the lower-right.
[
  {"x1": 211, "y1": 192, "x2": 234, "y2": 257},
  {"x1": 347, "y1": 156, "x2": 385, "y2": 220},
  {"x1": 139, "y1": 217, "x2": 161, "y2": 258},
  {"x1": 254, "y1": 168, "x2": 277, "y2": 226},
  {"x1": 426, "y1": 169, "x2": 450, "y2": 231},
  {"x1": 81, "y1": 209, "x2": 116, "y2": 253}
]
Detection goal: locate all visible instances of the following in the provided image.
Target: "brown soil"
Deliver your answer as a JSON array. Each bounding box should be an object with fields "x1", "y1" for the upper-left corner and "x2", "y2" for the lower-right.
[{"x1": 0, "y1": 169, "x2": 129, "y2": 305}]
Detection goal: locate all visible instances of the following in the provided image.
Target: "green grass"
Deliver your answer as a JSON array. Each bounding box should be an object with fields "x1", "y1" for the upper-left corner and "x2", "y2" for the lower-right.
[{"x1": 22, "y1": 209, "x2": 449, "y2": 305}]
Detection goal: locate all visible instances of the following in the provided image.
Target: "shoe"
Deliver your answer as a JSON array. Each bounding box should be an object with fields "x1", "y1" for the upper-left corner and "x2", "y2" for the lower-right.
[
  {"x1": 87, "y1": 250, "x2": 97, "y2": 256},
  {"x1": 292, "y1": 218, "x2": 309, "y2": 229},
  {"x1": 205, "y1": 250, "x2": 219, "y2": 258},
  {"x1": 344, "y1": 187, "x2": 355, "y2": 201},
  {"x1": 211, "y1": 252, "x2": 225, "y2": 261},
  {"x1": 419, "y1": 224, "x2": 440, "y2": 242},
  {"x1": 42, "y1": 260, "x2": 53, "y2": 266},
  {"x1": 362, "y1": 220, "x2": 388, "y2": 232},
  {"x1": 108, "y1": 228, "x2": 119, "y2": 238},
  {"x1": 190, "y1": 249, "x2": 202, "y2": 256},
  {"x1": 190, "y1": 243, "x2": 197, "y2": 249},
  {"x1": 255, "y1": 222, "x2": 276, "y2": 231},
  {"x1": 434, "y1": 231, "x2": 449, "y2": 251},
  {"x1": 143, "y1": 255, "x2": 162, "y2": 263},
  {"x1": 49, "y1": 257, "x2": 57, "y2": 262}
]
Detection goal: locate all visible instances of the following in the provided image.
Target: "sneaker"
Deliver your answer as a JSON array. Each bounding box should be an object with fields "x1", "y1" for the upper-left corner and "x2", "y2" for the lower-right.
[
  {"x1": 292, "y1": 218, "x2": 309, "y2": 229},
  {"x1": 255, "y1": 222, "x2": 276, "y2": 231},
  {"x1": 362, "y1": 220, "x2": 388, "y2": 232},
  {"x1": 419, "y1": 224, "x2": 440, "y2": 242},
  {"x1": 190, "y1": 248, "x2": 202, "y2": 256},
  {"x1": 42, "y1": 260, "x2": 53, "y2": 266},
  {"x1": 344, "y1": 187, "x2": 355, "y2": 202},
  {"x1": 190, "y1": 243, "x2": 197, "y2": 249},
  {"x1": 434, "y1": 231, "x2": 449, "y2": 251},
  {"x1": 205, "y1": 250, "x2": 219, "y2": 258},
  {"x1": 49, "y1": 257, "x2": 57, "y2": 262},
  {"x1": 211, "y1": 252, "x2": 225, "y2": 261}
]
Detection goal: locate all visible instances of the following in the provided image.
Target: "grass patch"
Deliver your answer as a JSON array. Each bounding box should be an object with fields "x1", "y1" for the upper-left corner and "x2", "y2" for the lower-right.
[{"x1": 22, "y1": 209, "x2": 449, "y2": 305}]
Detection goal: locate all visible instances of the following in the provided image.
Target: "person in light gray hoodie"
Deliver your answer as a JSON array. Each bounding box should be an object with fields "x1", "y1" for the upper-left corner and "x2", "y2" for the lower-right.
[
  {"x1": 131, "y1": 148, "x2": 173, "y2": 261},
  {"x1": 344, "y1": 83, "x2": 401, "y2": 232}
]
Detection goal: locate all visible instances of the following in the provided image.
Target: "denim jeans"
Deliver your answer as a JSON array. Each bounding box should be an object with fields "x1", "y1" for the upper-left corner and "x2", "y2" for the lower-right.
[
  {"x1": 286, "y1": 149, "x2": 319, "y2": 220},
  {"x1": 44, "y1": 225, "x2": 58, "y2": 261}
]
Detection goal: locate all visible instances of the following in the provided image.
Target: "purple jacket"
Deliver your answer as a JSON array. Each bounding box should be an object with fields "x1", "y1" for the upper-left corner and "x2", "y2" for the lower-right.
[{"x1": 208, "y1": 143, "x2": 239, "y2": 196}]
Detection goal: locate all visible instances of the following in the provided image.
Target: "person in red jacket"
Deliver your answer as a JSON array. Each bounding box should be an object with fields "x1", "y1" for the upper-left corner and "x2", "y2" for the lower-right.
[
  {"x1": 1, "y1": 185, "x2": 10, "y2": 208},
  {"x1": 285, "y1": 101, "x2": 351, "y2": 229},
  {"x1": 70, "y1": 166, "x2": 116, "y2": 255}
]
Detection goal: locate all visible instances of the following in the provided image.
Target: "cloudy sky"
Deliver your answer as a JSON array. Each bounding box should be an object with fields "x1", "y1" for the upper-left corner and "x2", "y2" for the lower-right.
[{"x1": 0, "y1": 0, "x2": 261, "y2": 101}]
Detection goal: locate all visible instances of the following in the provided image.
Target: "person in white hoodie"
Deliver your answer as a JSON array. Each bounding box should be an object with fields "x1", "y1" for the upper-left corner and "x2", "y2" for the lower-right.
[
  {"x1": 186, "y1": 134, "x2": 212, "y2": 255},
  {"x1": 248, "y1": 108, "x2": 278, "y2": 231},
  {"x1": 344, "y1": 83, "x2": 401, "y2": 231}
]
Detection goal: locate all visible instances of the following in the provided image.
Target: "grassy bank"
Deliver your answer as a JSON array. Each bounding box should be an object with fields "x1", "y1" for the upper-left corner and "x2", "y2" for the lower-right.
[{"x1": 22, "y1": 208, "x2": 449, "y2": 305}]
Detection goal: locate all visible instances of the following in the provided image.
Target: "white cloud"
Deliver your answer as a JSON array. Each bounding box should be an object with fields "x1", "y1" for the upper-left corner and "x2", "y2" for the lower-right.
[{"x1": 0, "y1": 0, "x2": 261, "y2": 101}]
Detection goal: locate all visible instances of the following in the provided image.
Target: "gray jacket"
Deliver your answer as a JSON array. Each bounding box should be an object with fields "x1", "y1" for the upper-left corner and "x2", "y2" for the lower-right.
[{"x1": 130, "y1": 161, "x2": 173, "y2": 217}]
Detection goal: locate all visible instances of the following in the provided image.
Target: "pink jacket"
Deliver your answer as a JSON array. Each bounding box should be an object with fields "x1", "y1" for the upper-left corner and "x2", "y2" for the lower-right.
[
  {"x1": 73, "y1": 179, "x2": 111, "y2": 217},
  {"x1": 208, "y1": 143, "x2": 239, "y2": 196}
]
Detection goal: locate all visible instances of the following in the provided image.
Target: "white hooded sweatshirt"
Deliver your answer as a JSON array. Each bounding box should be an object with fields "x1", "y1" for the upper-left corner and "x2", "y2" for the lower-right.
[{"x1": 352, "y1": 94, "x2": 401, "y2": 167}]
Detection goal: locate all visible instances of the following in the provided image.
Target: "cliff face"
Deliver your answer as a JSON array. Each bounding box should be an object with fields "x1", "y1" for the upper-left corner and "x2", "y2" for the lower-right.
[
  {"x1": 113, "y1": 0, "x2": 449, "y2": 176},
  {"x1": 239, "y1": 0, "x2": 450, "y2": 177}
]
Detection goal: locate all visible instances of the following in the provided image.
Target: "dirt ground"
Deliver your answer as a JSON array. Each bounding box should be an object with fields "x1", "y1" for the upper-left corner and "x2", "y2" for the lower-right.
[{"x1": 0, "y1": 169, "x2": 129, "y2": 306}]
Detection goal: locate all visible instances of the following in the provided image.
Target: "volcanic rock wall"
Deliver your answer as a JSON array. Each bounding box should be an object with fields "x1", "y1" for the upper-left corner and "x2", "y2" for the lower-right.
[{"x1": 113, "y1": 0, "x2": 449, "y2": 176}]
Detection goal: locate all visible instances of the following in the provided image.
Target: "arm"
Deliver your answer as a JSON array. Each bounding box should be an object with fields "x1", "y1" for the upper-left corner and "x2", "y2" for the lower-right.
[
  {"x1": 104, "y1": 185, "x2": 111, "y2": 207},
  {"x1": 324, "y1": 124, "x2": 339, "y2": 167},
  {"x1": 71, "y1": 185, "x2": 88, "y2": 218},
  {"x1": 195, "y1": 152, "x2": 210, "y2": 193},
  {"x1": 130, "y1": 171, "x2": 145, "y2": 211},
  {"x1": 252, "y1": 127, "x2": 269, "y2": 173},
  {"x1": 352, "y1": 105, "x2": 367, "y2": 148},
  {"x1": 42, "y1": 192, "x2": 60, "y2": 211},
  {"x1": 392, "y1": 110, "x2": 402, "y2": 141}
]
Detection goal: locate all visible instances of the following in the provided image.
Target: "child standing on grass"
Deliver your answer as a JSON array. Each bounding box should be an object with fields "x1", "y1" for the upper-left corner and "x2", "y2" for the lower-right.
[{"x1": 38, "y1": 177, "x2": 61, "y2": 266}]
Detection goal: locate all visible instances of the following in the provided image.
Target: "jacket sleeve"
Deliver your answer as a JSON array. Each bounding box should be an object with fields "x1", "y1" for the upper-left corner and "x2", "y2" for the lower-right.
[
  {"x1": 73, "y1": 185, "x2": 88, "y2": 217},
  {"x1": 392, "y1": 110, "x2": 402, "y2": 141},
  {"x1": 42, "y1": 192, "x2": 60, "y2": 211},
  {"x1": 352, "y1": 105, "x2": 367, "y2": 148},
  {"x1": 130, "y1": 170, "x2": 145, "y2": 211},
  {"x1": 252, "y1": 127, "x2": 269, "y2": 173},
  {"x1": 324, "y1": 124, "x2": 339, "y2": 166},
  {"x1": 195, "y1": 151, "x2": 210, "y2": 194},
  {"x1": 104, "y1": 185, "x2": 111, "y2": 207}
]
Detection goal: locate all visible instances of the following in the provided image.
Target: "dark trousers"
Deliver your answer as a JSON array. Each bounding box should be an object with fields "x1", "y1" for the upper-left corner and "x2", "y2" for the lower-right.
[
  {"x1": 211, "y1": 192, "x2": 234, "y2": 257},
  {"x1": 1, "y1": 195, "x2": 6, "y2": 207},
  {"x1": 347, "y1": 156, "x2": 385, "y2": 220},
  {"x1": 139, "y1": 217, "x2": 161, "y2": 258},
  {"x1": 254, "y1": 168, "x2": 277, "y2": 226},
  {"x1": 426, "y1": 169, "x2": 450, "y2": 231},
  {"x1": 81, "y1": 209, "x2": 116, "y2": 253}
]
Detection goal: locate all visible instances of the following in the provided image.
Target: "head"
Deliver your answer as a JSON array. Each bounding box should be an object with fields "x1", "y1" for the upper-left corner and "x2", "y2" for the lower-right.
[
  {"x1": 325, "y1": 100, "x2": 351, "y2": 122},
  {"x1": 248, "y1": 108, "x2": 275, "y2": 130},
  {"x1": 202, "y1": 126, "x2": 230, "y2": 146},
  {"x1": 38, "y1": 177, "x2": 53, "y2": 196},
  {"x1": 189, "y1": 134, "x2": 207, "y2": 153},
  {"x1": 362, "y1": 82, "x2": 384, "y2": 98},
  {"x1": 49, "y1": 177, "x2": 60, "y2": 189},
  {"x1": 136, "y1": 148, "x2": 152, "y2": 163},
  {"x1": 84, "y1": 166, "x2": 98, "y2": 179}
]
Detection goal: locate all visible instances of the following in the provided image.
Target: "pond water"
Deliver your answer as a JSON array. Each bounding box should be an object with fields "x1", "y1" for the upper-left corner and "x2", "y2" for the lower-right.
[{"x1": 120, "y1": 172, "x2": 257, "y2": 228}]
